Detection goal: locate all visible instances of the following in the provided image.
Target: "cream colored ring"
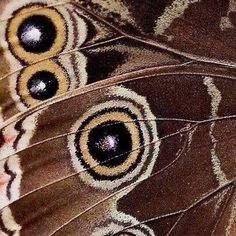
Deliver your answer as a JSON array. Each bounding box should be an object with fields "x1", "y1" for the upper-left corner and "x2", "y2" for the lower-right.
[
  {"x1": 78, "y1": 111, "x2": 141, "y2": 177},
  {"x1": 68, "y1": 86, "x2": 159, "y2": 190},
  {"x1": 7, "y1": 5, "x2": 67, "y2": 64},
  {"x1": 17, "y1": 60, "x2": 69, "y2": 107}
]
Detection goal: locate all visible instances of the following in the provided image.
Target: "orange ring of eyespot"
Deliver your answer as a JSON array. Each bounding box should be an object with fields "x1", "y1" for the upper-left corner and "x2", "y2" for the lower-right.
[
  {"x1": 17, "y1": 60, "x2": 69, "y2": 107},
  {"x1": 7, "y1": 5, "x2": 67, "y2": 64},
  {"x1": 78, "y1": 111, "x2": 141, "y2": 177}
]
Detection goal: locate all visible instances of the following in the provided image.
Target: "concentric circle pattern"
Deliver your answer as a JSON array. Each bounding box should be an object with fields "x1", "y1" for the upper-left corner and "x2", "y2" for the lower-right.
[
  {"x1": 7, "y1": 5, "x2": 67, "y2": 63},
  {"x1": 68, "y1": 86, "x2": 160, "y2": 189},
  {"x1": 16, "y1": 60, "x2": 70, "y2": 107}
]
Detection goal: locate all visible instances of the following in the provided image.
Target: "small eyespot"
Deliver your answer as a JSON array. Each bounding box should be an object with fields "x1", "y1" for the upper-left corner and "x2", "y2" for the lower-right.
[
  {"x1": 15, "y1": 60, "x2": 69, "y2": 107},
  {"x1": 68, "y1": 86, "x2": 160, "y2": 190},
  {"x1": 9, "y1": 52, "x2": 87, "y2": 111},
  {"x1": 27, "y1": 70, "x2": 59, "y2": 100}
]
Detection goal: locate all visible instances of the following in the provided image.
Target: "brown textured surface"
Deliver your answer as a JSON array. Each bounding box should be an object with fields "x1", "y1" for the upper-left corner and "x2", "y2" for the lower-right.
[
  {"x1": 0, "y1": 1, "x2": 235, "y2": 236},
  {"x1": 75, "y1": 0, "x2": 236, "y2": 65}
]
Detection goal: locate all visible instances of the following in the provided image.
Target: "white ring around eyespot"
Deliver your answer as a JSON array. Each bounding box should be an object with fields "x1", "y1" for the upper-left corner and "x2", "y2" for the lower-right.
[{"x1": 68, "y1": 86, "x2": 159, "y2": 190}]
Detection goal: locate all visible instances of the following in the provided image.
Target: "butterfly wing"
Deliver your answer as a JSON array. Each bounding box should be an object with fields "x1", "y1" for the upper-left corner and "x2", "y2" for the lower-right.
[
  {"x1": 0, "y1": 0, "x2": 236, "y2": 236},
  {"x1": 0, "y1": 64, "x2": 235, "y2": 235},
  {"x1": 0, "y1": 0, "x2": 191, "y2": 122},
  {"x1": 75, "y1": 0, "x2": 236, "y2": 65}
]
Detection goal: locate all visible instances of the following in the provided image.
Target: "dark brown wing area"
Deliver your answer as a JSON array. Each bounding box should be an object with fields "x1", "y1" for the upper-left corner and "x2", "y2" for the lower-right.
[{"x1": 76, "y1": 0, "x2": 236, "y2": 65}]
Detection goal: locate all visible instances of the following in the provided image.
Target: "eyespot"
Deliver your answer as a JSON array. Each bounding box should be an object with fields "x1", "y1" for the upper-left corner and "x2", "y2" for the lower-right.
[
  {"x1": 6, "y1": 4, "x2": 87, "y2": 64},
  {"x1": 15, "y1": 60, "x2": 68, "y2": 107},
  {"x1": 68, "y1": 86, "x2": 160, "y2": 190},
  {"x1": 6, "y1": 5, "x2": 66, "y2": 63},
  {"x1": 74, "y1": 108, "x2": 143, "y2": 179},
  {"x1": 9, "y1": 51, "x2": 87, "y2": 110}
]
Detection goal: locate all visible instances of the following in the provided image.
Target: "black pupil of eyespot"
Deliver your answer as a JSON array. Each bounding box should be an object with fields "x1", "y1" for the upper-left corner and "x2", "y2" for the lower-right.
[
  {"x1": 88, "y1": 121, "x2": 132, "y2": 167},
  {"x1": 27, "y1": 71, "x2": 59, "y2": 100},
  {"x1": 17, "y1": 15, "x2": 56, "y2": 53}
]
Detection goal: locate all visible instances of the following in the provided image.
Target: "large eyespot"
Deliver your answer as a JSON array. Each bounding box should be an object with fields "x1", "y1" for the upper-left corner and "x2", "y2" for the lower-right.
[
  {"x1": 68, "y1": 86, "x2": 160, "y2": 189},
  {"x1": 6, "y1": 4, "x2": 87, "y2": 64},
  {"x1": 74, "y1": 109, "x2": 143, "y2": 179}
]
